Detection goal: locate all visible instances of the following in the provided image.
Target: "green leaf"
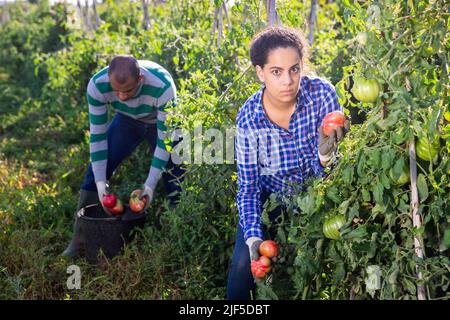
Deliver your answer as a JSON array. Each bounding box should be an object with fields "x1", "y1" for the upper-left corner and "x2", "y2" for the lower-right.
[
  {"x1": 348, "y1": 204, "x2": 360, "y2": 221},
  {"x1": 417, "y1": 174, "x2": 429, "y2": 202},
  {"x1": 357, "y1": 152, "x2": 366, "y2": 178},
  {"x1": 392, "y1": 156, "x2": 406, "y2": 180},
  {"x1": 428, "y1": 108, "x2": 440, "y2": 138},
  {"x1": 297, "y1": 193, "x2": 316, "y2": 214},
  {"x1": 377, "y1": 110, "x2": 400, "y2": 131},
  {"x1": 372, "y1": 182, "x2": 384, "y2": 204},
  {"x1": 368, "y1": 149, "x2": 381, "y2": 168},
  {"x1": 403, "y1": 278, "x2": 417, "y2": 295},
  {"x1": 388, "y1": 263, "x2": 399, "y2": 285},
  {"x1": 381, "y1": 148, "x2": 395, "y2": 171},
  {"x1": 344, "y1": 225, "x2": 368, "y2": 239},
  {"x1": 334, "y1": 263, "x2": 346, "y2": 284},
  {"x1": 326, "y1": 185, "x2": 342, "y2": 204},
  {"x1": 443, "y1": 229, "x2": 450, "y2": 247},
  {"x1": 368, "y1": 232, "x2": 378, "y2": 258},
  {"x1": 338, "y1": 198, "x2": 352, "y2": 215},
  {"x1": 342, "y1": 166, "x2": 354, "y2": 185},
  {"x1": 380, "y1": 172, "x2": 391, "y2": 190},
  {"x1": 362, "y1": 188, "x2": 371, "y2": 202}
]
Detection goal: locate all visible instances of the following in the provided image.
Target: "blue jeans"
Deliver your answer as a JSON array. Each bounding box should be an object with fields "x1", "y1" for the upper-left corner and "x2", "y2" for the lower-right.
[
  {"x1": 226, "y1": 189, "x2": 284, "y2": 300},
  {"x1": 80, "y1": 112, "x2": 184, "y2": 204}
]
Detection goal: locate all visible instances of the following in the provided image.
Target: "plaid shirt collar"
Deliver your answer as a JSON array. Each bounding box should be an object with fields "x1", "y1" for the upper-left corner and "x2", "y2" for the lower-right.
[{"x1": 252, "y1": 77, "x2": 314, "y2": 123}]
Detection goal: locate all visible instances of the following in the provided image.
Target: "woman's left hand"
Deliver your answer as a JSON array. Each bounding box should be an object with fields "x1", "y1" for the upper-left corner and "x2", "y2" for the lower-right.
[{"x1": 318, "y1": 120, "x2": 350, "y2": 163}]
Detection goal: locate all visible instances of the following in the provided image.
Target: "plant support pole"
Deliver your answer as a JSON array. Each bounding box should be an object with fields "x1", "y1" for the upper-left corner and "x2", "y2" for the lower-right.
[
  {"x1": 309, "y1": 0, "x2": 318, "y2": 45},
  {"x1": 408, "y1": 108, "x2": 427, "y2": 300},
  {"x1": 85, "y1": 0, "x2": 91, "y2": 30},
  {"x1": 142, "y1": 0, "x2": 151, "y2": 30}
]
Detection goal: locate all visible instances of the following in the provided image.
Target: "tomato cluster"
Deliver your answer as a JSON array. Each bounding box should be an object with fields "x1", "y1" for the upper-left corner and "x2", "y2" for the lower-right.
[
  {"x1": 251, "y1": 240, "x2": 279, "y2": 279},
  {"x1": 102, "y1": 194, "x2": 124, "y2": 216}
]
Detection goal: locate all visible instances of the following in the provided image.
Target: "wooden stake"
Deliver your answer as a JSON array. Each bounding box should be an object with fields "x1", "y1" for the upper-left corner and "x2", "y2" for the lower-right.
[
  {"x1": 84, "y1": 0, "x2": 91, "y2": 30},
  {"x1": 309, "y1": 0, "x2": 318, "y2": 45},
  {"x1": 142, "y1": 0, "x2": 151, "y2": 30},
  {"x1": 93, "y1": 0, "x2": 100, "y2": 30},
  {"x1": 408, "y1": 108, "x2": 427, "y2": 300}
]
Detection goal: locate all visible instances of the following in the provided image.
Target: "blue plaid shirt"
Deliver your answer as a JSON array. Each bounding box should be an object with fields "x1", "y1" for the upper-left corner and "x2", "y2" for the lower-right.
[{"x1": 236, "y1": 76, "x2": 342, "y2": 241}]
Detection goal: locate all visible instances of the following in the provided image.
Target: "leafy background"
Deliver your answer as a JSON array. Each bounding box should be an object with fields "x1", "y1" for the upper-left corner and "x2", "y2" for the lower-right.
[{"x1": 0, "y1": 0, "x2": 448, "y2": 299}]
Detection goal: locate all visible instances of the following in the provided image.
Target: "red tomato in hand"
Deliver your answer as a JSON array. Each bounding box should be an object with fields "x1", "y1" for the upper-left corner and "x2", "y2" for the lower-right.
[
  {"x1": 102, "y1": 194, "x2": 117, "y2": 208},
  {"x1": 251, "y1": 256, "x2": 272, "y2": 279},
  {"x1": 321, "y1": 111, "x2": 346, "y2": 136},
  {"x1": 259, "y1": 240, "x2": 279, "y2": 258},
  {"x1": 129, "y1": 189, "x2": 147, "y2": 213},
  {"x1": 109, "y1": 198, "x2": 124, "y2": 216}
]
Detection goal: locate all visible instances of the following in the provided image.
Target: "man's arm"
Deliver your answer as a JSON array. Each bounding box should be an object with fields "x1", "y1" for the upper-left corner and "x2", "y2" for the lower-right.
[
  {"x1": 143, "y1": 91, "x2": 175, "y2": 191},
  {"x1": 87, "y1": 78, "x2": 109, "y2": 183}
]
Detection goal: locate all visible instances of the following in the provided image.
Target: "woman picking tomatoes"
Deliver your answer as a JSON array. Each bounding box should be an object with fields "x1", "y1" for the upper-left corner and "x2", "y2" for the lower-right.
[{"x1": 227, "y1": 27, "x2": 350, "y2": 299}]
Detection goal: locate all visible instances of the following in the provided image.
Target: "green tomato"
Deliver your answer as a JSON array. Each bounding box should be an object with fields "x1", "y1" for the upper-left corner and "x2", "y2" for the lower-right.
[
  {"x1": 415, "y1": 134, "x2": 440, "y2": 162},
  {"x1": 323, "y1": 215, "x2": 346, "y2": 240},
  {"x1": 389, "y1": 164, "x2": 410, "y2": 186},
  {"x1": 351, "y1": 77, "x2": 381, "y2": 103}
]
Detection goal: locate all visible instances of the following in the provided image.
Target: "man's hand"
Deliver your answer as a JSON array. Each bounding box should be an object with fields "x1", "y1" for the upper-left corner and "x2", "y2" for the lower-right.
[
  {"x1": 140, "y1": 185, "x2": 154, "y2": 211},
  {"x1": 96, "y1": 181, "x2": 110, "y2": 213},
  {"x1": 96, "y1": 181, "x2": 107, "y2": 203},
  {"x1": 245, "y1": 237, "x2": 263, "y2": 261},
  {"x1": 318, "y1": 120, "x2": 350, "y2": 165}
]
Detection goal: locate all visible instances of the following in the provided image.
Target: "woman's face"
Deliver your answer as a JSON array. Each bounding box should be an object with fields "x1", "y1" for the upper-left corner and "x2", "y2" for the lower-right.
[{"x1": 256, "y1": 46, "x2": 302, "y2": 105}]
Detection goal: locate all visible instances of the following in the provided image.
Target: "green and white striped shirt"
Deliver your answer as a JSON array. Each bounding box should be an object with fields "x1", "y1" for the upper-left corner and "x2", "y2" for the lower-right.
[{"x1": 86, "y1": 60, "x2": 176, "y2": 191}]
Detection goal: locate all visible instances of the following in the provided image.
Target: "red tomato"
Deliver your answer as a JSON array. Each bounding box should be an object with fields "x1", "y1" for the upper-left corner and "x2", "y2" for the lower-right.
[
  {"x1": 109, "y1": 198, "x2": 124, "y2": 216},
  {"x1": 129, "y1": 189, "x2": 147, "y2": 213},
  {"x1": 102, "y1": 194, "x2": 117, "y2": 208},
  {"x1": 322, "y1": 111, "x2": 346, "y2": 136},
  {"x1": 251, "y1": 256, "x2": 271, "y2": 279},
  {"x1": 259, "y1": 240, "x2": 279, "y2": 258}
]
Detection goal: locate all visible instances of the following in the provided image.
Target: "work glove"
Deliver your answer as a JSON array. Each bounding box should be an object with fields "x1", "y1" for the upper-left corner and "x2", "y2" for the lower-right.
[
  {"x1": 96, "y1": 180, "x2": 109, "y2": 213},
  {"x1": 140, "y1": 185, "x2": 154, "y2": 211},
  {"x1": 245, "y1": 236, "x2": 263, "y2": 261},
  {"x1": 318, "y1": 120, "x2": 350, "y2": 164},
  {"x1": 96, "y1": 181, "x2": 107, "y2": 203}
]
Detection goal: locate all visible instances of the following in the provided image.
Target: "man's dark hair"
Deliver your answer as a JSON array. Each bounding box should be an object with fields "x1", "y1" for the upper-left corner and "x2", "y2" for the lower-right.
[
  {"x1": 250, "y1": 27, "x2": 311, "y2": 71},
  {"x1": 108, "y1": 55, "x2": 140, "y2": 84}
]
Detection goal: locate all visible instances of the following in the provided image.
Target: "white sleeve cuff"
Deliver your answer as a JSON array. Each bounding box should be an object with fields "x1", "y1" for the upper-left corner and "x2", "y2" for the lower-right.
[{"x1": 318, "y1": 151, "x2": 333, "y2": 163}]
